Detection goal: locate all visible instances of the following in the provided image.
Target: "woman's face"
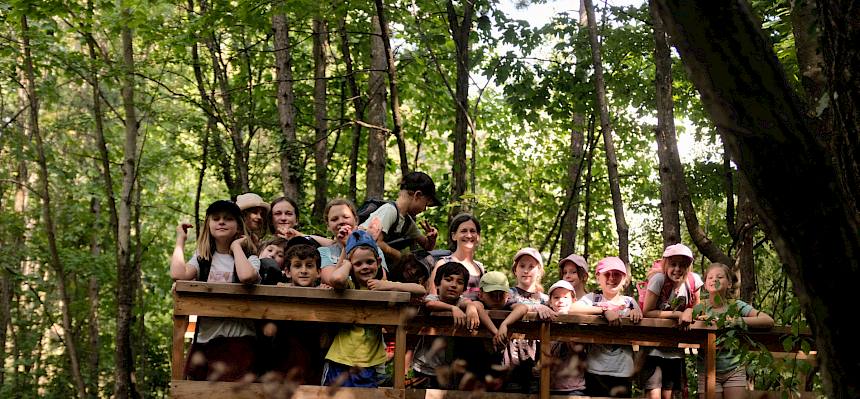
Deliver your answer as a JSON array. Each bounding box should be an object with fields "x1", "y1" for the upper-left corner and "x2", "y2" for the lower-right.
[
  {"x1": 326, "y1": 204, "x2": 356, "y2": 234},
  {"x1": 451, "y1": 220, "x2": 479, "y2": 252},
  {"x1": 271, "y1": 200, "x2": 298, "y2": 231}
]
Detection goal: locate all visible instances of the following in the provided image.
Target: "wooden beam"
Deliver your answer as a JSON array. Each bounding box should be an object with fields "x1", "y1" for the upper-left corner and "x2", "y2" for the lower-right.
[
  {"x1": 172, "y1": 314, "x2": 188, "y2": 380},
  {"x1": 175, "y1": 281, "x2": 412, "y2": 303},
  {"x1": 705, "y1": 332, "x2": 716, "y2": 399},
  {"x1": 174, "y1": 296, "x2": 404, "y2": 325}
]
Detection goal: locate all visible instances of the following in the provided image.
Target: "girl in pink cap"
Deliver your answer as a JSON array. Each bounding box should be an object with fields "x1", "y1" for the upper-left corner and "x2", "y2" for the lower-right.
[
  {"x1": 641, "y1": 243, "x2": 703, "y2": 399},
  {"x1": 559, "y1": 253, "x2": 591, "y2": 300},
  {"x1": 569, "y1": 256, "x2": 642, "y2": 397}
]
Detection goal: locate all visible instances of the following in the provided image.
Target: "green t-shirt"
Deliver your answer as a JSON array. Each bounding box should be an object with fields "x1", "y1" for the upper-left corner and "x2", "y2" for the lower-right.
[
  {"x1": 324, "y1": 280, "x2": 387, "y2": 367},
  {"x1": 698, "y1": 299, "x2": 756, "y2": 372}
]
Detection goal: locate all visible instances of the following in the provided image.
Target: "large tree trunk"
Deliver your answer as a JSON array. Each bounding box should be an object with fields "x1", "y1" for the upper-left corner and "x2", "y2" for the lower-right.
[
  {"x1": 87, "y1": 198, "x2": 101, "y2": 397},
  {"x1": 735, "y1": 181, "x2": 757, "y2": 302},
  {"x1": 312, "y1": 18, "x2": 330, "y2": 220},
  {"x1": 446, "y1": 0, "x2": 473, "y2": 213},
  {"x1": 20, "y1": 14, "x2": 88, "y2": 399},
  {"x1": 0, "y1": 154, "x2": 27, "y2": 388},
  {"x1": 582, "y1": 0, "x2": 630, "y2": 265},
  {"x1": 273, "y1": 10, "x2": 301, "y2": 201},
  {"x1": 338, "y1": 17, "x2": 364, "y2": 203},
  {"x1": 115, "y1": 5, "x2": 139, "y2": 397},
  {"x1": 583, "y1": 116, "x2": 596, "y2": 259},
  {"x1": 561, "y1": 114, "x2": 586, "y2": 256},
  {"x1": 365, "y1": 16, "x2": 387, "y2": 199},
  {"x1": 654, "y1": 1, "x2": 860, "y2": 397},
  {"x1": 649, "y1": 0, "x2": 681, "y2": 247},
  {"x1": 374, "y1": 0, "x2": 410, "y2": 176}
]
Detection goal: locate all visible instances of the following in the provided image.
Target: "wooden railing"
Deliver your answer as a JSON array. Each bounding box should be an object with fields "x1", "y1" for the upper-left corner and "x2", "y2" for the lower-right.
[{"x1": 171, "y1": 282, "x2": 815, "y2": 399}]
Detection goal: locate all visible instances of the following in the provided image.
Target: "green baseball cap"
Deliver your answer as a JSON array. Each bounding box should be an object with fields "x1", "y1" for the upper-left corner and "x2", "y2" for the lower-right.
[{"x1": 480, "y1": 271, "x2": 510, "y2": 293}]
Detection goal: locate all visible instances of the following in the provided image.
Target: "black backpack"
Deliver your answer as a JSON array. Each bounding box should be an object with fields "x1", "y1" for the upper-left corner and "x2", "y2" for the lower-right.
[{"x1": 356, "y1": 199, "x2": 414, "y2": 250}]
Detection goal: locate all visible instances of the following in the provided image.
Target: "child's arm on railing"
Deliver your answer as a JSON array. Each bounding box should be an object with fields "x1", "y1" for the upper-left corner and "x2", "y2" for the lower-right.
[
  {"x1": 471, "y1": 300, "x2": 499, "y2": 335},
  {"x1": 367, "y1": 279, "x2": 426, "y2": 295},
  {"x1": 426, "y1": 298, "x2": 469, "y2": 329},
  {"x1": 170, "y1": 222, "x2": 197, "y2": 281},
  {"x1": 328, "y1": 250, "x2": 352, "y2": 289},
  {"x1": 494, "y1": 303, "x2": 528, "y2": 346}
]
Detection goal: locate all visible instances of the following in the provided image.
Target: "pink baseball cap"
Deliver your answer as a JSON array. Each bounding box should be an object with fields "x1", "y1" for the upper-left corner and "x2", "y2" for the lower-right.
[
  {"x1": 595, "y1": 256, "x2": 627, "y2": 276},
  {"x1": 558, "y1": 254, "x2": 589, "y2": 274},
  {"x1": 512, "y1": 247, "x2": 544, "y2": 272},
  {"x1": 662, "y1": 243, "x2": 694, "y2": 260}
]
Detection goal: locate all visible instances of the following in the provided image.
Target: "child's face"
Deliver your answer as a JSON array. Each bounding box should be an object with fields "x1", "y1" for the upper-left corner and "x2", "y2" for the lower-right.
[
  {"x1": 514, "y1": 256, "x2": 541, "y2": 288},
  {"x1": 271, "y1": 201, "x2": 298, "y2": 230},
  {"x1": 349, "y1": 247, "x2": 380, "y2": 287},
  {"x1": 479, "y1": 290, "x2": 509, "y2": 310},
  {"x1": 598, "y1": 270, "x2": 626, "y2": 297},
  {"x1": 259, "y1": 244, "x2": 285, "y2": 268},
  {"x1": 665, "y1": 255, "x2": 691, "y2": 283},
  {"x1": 452, "y1": 220, "x2": 479, "y2": 251},
  {"x1": 402, "y1": 262, "x2": 428, "y2": 286},
  {"x1": 408, "y1": 191, "x2": 430, "y2": 216},
  {"x1": 705, "y1": 267, "x2": 730, "y2": 294},
  {"x1": 208, "y1": 212, "x2": 238, "y2": 242},
  {"x1": 244, "y1": 207, "x2": 265, "y2": 232},
  {"x1": 288, "y1": 258, "x2": 320, "y2": 287},
  {"x1": 326, "y1": 204, "x2": 356, "y2": 235},
  {"x1": 437, "y1": 273, "x2": 466, "y2": 302},
  {"x1": 561, "y1": 262, "x2": 581, "y2": 286},
  {"x1": 549, "y1": 288, "x2": 574, "y2": 313}
]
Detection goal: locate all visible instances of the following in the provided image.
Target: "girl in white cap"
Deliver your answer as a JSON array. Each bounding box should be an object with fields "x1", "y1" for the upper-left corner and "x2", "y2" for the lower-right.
[
  {"x1": 640, "y1": 243, "x2": 703, "y2": 399},
  {"x1": 559, "y1": 253, "x2": 591, "y2": 300},
  {"x1": 569, "y1": 256, "x2": 642, "y2": 397}
]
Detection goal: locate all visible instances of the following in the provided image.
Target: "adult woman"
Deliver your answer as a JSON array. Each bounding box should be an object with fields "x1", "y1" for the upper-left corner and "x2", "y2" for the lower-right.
[{"x1": 427, "y1": 213, "x2": 485, "y2": 299}]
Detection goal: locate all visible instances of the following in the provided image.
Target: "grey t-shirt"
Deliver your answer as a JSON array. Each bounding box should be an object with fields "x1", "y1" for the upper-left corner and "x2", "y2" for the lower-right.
[
  {"x1": 359, "y1": 202, "x2": 421, "y2": 239},
  {"x1": 646, "y1": 272, "x2": 701, "y2": 358}
]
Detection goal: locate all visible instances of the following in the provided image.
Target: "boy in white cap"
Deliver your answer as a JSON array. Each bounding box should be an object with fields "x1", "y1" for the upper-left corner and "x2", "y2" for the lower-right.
[
  {"x1": 640, "y1": 243, "x2": 703, "y2": 399},
  {"x1": 569, "y1": 256, "x2": 642, "y2": 397},
  {"x1": 546, "y1": 280, "x2": 586, "y2": 395}
]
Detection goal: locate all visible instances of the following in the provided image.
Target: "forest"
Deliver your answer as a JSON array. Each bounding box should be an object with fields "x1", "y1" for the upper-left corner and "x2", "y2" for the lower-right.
[{"x1": 1, "y1": 0, "x2": 858, "y2": 398}]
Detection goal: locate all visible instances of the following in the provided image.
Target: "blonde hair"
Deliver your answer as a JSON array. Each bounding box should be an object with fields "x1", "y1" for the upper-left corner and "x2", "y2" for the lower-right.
[
  {"x1": 513, "y1": 256, "x2": 545, "y2": 293},
  {"x1": 705, "y1": 262, "x2": 737, "y2": 300},
  {"x1": 196, "y1": 210, "x2": 255, "y2": 261}
]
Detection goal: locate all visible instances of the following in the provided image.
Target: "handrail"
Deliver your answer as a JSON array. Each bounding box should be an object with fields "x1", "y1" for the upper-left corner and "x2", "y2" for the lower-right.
[{"x1": 171, "y1": 282, "x2": 815, "y2": 399}]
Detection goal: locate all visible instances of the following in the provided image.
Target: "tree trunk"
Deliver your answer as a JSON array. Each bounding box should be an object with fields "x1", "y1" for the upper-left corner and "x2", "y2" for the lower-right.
[
  {"x1": 366, "y1": 15, "x2": 387, "y2": 199},
  {"x1": 735, "y1": 181, "x2": 757, "y2": 302},
  {"x1": 583, "y1": 116, "x2": 596, "y2": 259},
  {"x1": 649, "y1": 0, "x2": 682, "y2": 247},
  {"x1": 373, "y1": 0, "x2": 409, "y2": 176},
  {"x1": 446, "y1": 0, "x2": 473, "y2": 213},
  {"x1": 723, "y1": 142, "x2": 736, "y2": 242},
  {"x1": 0, "y1": 155, "x2": 27, "y2": 388},
  {"x1": 312, "y1": 18, "x2": 330, "y2": 221},
  {"x1": 273, "y1": 10, "x2": 301, "y2": 201},
  {"x1": 20, "y1": 14, "x2": 88, "y2": 399},
  {"x1": 115, "y1": 4, "x2": 139, "y2": 397},
  {"x1": 338, "y1": 17, "x2": 364, "y2": 203},
  {"x1": 88, "y1": 198, "x2": 101, "y2": 397},
  {"x1": 654, "y1": 1, "x2": 860, "y2": 396},
  {"x1": 561, "y1": 113, "x2": 586, "y2": 256},
  {"x1": 582, "y1": 0, "x2": 630, "y2": 266}
]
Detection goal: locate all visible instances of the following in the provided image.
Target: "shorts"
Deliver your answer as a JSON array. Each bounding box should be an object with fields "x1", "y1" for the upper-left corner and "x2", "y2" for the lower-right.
[
  {"x1": 641, "y1": 355, "x2": 685, "y2": 390},
  {"x1": 698, "y1": 366, "x2": 747, "y2": 393},
  {"x1": 322, "y1": 360, "x2": 388, "y2": 388}
]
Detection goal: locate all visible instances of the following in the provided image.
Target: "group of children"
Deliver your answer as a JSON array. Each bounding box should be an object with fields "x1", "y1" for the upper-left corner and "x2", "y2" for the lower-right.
[{"x1": 170, "y1": 171, "x2": 773, "y2": 398}]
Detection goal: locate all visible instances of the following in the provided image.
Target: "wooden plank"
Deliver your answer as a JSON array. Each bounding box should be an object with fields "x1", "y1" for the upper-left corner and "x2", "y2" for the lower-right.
[
  {"x1": 174, "y1": 296, "x2": 404, "y2": 325},
  {"x1": 172, "y1": 315, "x2": 188, "y2": 380},
  {"x1": 394, "y1": 323, "x2": 406, "y2": 390},
  {"x1": 175, "y1": 281, "x2": 411, "y2": 303},
  {"x1": 539, "y1": 322, "x2": 551, "y2": 399},
  {"x1": 171, "y1": 381, "x2": 405, "y2": 399},
  {"x1": 705, "y1": 332, "x2": 716, "y2": 399}
]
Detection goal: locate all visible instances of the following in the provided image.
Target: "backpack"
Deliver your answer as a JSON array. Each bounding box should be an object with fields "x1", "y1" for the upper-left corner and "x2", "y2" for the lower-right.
[
  {"x1": 356, "y1": 199, "x2": 415, "y2": 250},
  {"x1": 636, "y1": 259, "x2": 699, "y2": 311},
  {"x1": 196, "y1": 256, "x2": 240, "y2": 284}
]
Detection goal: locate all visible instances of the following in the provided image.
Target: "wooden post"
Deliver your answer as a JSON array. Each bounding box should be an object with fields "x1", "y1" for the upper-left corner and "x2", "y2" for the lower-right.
[
  {"x1": 172, "y1": 314, "x2": 189, "y2": 380},
  {"x1": 540, "y1": 322, "x2": 551, "y2": 399},
  {"x1": 394, "y1": 323, "x2": 406, "y2": 391},
  {"x1": 705, "y1": 331, "x2": 716, "y2": 399}
]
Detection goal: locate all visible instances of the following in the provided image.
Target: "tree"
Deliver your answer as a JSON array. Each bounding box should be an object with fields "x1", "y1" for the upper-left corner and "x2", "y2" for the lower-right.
[
  {"x1": 273, "y1": 9, "x2": 301, "y2": 201},
  {"x1": 446, "y1": 0, "x2": 474, "y2": 213},
  {"x1": 654, "y1": 1, "x2": 860, "y2": 397},
  {"x1": 366, "y1": 15, "x2": 388, "y2": 199},
  {"x1": 312, "y1": 17, "x2": 330, "y2": 220}
]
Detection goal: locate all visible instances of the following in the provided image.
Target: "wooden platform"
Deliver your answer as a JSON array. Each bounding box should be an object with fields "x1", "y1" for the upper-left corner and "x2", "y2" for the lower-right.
[{"x1": 171, "y1": 282, "x2": 816, "y2": 399}]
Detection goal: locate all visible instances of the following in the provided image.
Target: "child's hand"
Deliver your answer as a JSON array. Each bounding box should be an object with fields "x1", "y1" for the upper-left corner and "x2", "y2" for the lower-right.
[
  {"x1": 319, "y1": 283, "x2": 333, "y2": 290},
  {"x1": 176, "y1": 222, "x2": 192, "y2": 241},
  {"x1": 231, "y1": 235, "x2": 248, "y2": 250},
  {"x1": 365, "y1": 217, "x2": 382, "y2": 241},
  {"x1": 534, "y1": 304, "x2": 558, "y2": 321},
  {"x1": 465, "y1": 305, "x2": 480, "y2": 330},
  {"x1": 450, "y1": 306, "x2": 467, "y2": 329},
  {"x1": 604, "y1": 309, "x2": 622, "y2": 326},
  {"x1": 678, "y1": 308, "x2": 694, "y2": 330},
  {"x1": 494, "y1": 325, "x2": 509, "y2": 346},
  {"x1": 277, "y1": 226, "x2": 300, "y2": 240},
  {"x1": 367, "y1": 279, "x2": 390, "y2": 291},
  {"x1": 262, "y1": 322, "x2": 277, "y2": 337},
  {"x1": 420, "y1": 220, "x2": 437, "y2": 244},
  {"x1": 629, "y1": 307, "x2": 643, "y2": 324},
  {"x1": 336, "y1": 225, "x2": 353, "y2": 244}
]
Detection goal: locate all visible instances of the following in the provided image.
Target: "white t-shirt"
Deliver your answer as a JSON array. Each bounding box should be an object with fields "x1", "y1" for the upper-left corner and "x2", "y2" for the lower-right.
[
  {"x1": 188, "y1": 251, "x2": 261, "y2": 343},
  {"x1": 359, "y1": 203, "x2": 420, "y2": 239}
]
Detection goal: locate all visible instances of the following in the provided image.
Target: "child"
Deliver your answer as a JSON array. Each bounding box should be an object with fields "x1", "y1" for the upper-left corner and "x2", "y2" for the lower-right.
[
  {"x1": 505, "y1": 248, "x2": 557, "y2": 393},
  {"x1": 258, "y1": 236, "x2": 288, "y2": 285},
  {"x1": 323, "y1": 230, "x2": 426, "y2": 387},
  {"x1": 697, "y1": 263, "x2": 773, "y2": 399},
  {"x1": 559, "y1": 253, "x2": 590, "y2": 300},
  {"x1": 412, "y1": 261, "x2": 481, "y2": 388},
  {"x1": 268, "y1": 196, "x2": 333, "y2": 246},
  {"x1": 391, "y1": 249, "x2": 435, "y2": 288},
  {"x1": 237, "y1": 192, "x2": 270, "y2": 246},
  {"x1": 170, "y1": 200, "x2": 261, "y2": 381},
  {"x1": 260, "y1": 239, "x2": 325, "y2": 385},
  {"x1": 318, "y1": 198, "x2": 388, "y2": 285},
  {"x1": 360, "y1": 171, "x2": 440, "y2": 266},
  {"x1": 569, "y1": 256, "x2": 642, "y2": 397},
  {"x1": 547, "y1": 280, "x2": 587, "y2": 395},
  {"x1": 641, "y1": 243, "x2": 703, "y2": 399}
]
